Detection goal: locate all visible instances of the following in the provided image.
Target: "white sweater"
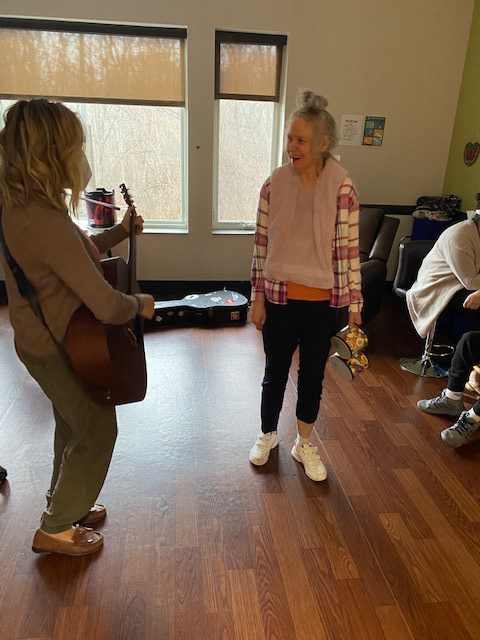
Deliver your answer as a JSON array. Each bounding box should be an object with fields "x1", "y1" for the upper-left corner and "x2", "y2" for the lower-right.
[{"x1": 407, "y1": 219, "x2": 480, "y2": 338}]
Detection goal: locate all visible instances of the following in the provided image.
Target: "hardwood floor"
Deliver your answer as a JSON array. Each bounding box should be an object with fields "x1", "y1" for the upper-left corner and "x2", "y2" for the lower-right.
[{"x1": 1, "y1": 296, "x2": 479, "y2": 639}]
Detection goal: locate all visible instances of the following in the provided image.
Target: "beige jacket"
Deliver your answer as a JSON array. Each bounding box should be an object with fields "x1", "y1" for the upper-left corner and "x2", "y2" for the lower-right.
[
  {"x1": 0, "y1": 202, "x2": 139, "y2": 356},
  {"x1": 407, "y1": 219, "x2": 480, "y2": 338}
]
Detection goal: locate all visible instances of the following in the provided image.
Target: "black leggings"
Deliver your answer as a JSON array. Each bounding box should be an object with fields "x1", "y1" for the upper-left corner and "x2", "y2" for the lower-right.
[
  {"x1": 260, "y1": 299, "x2": 336, "y2": 433},
  {"x1": 448, "y1": 331, "x2": 480, "y2": 416}
]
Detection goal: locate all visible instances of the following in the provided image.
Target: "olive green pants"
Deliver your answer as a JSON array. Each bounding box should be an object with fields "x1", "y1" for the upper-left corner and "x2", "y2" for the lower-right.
[{"x1": 17, "y1": 347, "x2": 117, "y2": 534}]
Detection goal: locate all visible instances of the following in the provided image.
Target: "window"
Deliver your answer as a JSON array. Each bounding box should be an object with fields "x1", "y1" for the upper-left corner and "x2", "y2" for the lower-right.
[
  {"x1": 213, "y1": 31, "x2": 287, "y2": 230},
  {"x1": 0, "y1": 18, "x2": 187, "y2": 229}
]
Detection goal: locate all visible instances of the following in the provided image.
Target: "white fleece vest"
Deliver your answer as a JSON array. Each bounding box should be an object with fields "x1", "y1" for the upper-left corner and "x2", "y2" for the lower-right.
[{"x1": 264, "y1": 156, "x2": 349, "y2": 288}]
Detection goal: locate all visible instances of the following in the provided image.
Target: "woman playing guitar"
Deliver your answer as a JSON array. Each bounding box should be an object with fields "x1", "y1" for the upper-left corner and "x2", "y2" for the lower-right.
[{"x1": 0, "y1": 99, "x2": 154, "y2": 556}]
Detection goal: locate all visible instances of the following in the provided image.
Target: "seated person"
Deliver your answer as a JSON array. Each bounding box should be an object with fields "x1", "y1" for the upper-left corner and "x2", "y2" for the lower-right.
[
  {"x1": 407, "y1": 216, "x2": 480, "y2": 339},
  {"x1": 418, "y1": 331, "x2": 480, "y2": 448}
]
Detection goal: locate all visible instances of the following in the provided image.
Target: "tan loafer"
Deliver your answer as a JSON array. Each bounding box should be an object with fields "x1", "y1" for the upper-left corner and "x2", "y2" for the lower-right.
[
  {"x1": 32, "y1": 525, "x2": 103, "y2": 556},
  {"x1": 76, "y1": 503, "x2": 107, "y2": 526}
]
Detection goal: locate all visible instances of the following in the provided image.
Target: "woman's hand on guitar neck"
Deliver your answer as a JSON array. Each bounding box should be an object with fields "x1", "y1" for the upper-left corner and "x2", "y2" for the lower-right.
[
  {"x1": 121, "y1": 206, "x2": 144, "y2": 235},
  {"x1": 136, "y1": 294, "x2": 155, "y2": 320}
]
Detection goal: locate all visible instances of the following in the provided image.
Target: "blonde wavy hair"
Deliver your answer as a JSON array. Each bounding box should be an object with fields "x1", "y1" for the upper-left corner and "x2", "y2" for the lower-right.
[{"x1": 0, "y1": 99, "x2": 85, "y2": 213}]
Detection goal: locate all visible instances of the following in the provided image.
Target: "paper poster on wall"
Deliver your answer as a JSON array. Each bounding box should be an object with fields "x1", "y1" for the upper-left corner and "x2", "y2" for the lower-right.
[
  {"x1": 363, "y1": 116, "x2": 386, "y2": 146},
  {"x1": 339, "y1": 114, "x2": 365, "y2": 146}
]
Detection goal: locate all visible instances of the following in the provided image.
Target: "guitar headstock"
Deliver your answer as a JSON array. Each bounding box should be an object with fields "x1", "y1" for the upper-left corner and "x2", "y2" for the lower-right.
[{"x1": 119, "y1": 183, "x2": 134, "y2": 209}]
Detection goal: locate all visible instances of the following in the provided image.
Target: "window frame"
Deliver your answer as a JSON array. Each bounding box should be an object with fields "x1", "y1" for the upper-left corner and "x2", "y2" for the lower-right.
[
  {"x1": 0, "y1": 17, "x2": 188, "y2": 230},
  {"x1": 212, "y1": 30, "x2": 287, "y2": 232}
]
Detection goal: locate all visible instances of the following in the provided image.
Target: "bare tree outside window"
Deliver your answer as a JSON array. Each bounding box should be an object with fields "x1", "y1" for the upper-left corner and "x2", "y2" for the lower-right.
[
  {"x1": 0, "y1": 100, "x2": 185, "y2": 224},
  {"x1": 217, "y1": 100, "x2": 275, "y2": 225},
  {"x1": 213, "y1": 32, "x2": 286, "y2": 229}
]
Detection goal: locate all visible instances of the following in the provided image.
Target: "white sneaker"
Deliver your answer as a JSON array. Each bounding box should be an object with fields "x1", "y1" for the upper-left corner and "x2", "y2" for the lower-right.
[
  {"x1": 291, "y1": 442, "x2": 327, "y2": 481},
  {"x1": 249, "y1": 431, "x2": 279, "y2": 466}
]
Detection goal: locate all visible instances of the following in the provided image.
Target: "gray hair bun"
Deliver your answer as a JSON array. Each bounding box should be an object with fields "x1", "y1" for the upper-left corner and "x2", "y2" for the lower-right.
[{"x1": 297, "y1": 90, "x2": 328, "y2": 112}]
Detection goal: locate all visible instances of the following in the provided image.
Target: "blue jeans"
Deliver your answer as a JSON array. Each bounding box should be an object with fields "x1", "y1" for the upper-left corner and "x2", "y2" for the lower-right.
[{"x1": 261, "y1": 299, "x2": 336, "y2": 433}]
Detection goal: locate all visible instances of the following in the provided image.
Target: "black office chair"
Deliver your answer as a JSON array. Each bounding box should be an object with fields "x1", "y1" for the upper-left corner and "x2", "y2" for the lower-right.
[{"x1": 393, "y1": 236, "x2": 453, "y2": 377}]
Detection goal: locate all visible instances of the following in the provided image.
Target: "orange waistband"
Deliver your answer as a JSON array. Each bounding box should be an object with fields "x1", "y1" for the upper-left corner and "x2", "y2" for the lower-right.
[{"x1": 286, "y1": 281, "x2": 331, "y2": 301}]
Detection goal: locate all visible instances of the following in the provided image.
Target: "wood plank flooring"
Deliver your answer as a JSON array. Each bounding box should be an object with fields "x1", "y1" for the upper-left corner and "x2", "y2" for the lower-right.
[{"x1": 1, "y1": 295, "x2": 479, "y2": 639}]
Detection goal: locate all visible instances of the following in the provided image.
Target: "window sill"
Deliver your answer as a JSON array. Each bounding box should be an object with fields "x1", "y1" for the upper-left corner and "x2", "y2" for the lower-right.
[
  {"x1": 212, "y1": 229, "x2": 255, "y2": 235},
  {"x1": 75, "y1": 219, "x2": 188, "y2": 234},
  {"x1": 142, "y1": 227, "x2": 188, "y2": 235}
]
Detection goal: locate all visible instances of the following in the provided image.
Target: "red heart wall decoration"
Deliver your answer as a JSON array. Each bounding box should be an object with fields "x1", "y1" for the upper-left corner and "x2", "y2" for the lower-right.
[{"x1": 464, "y1": 141, "x2": 480, "y2": 166}]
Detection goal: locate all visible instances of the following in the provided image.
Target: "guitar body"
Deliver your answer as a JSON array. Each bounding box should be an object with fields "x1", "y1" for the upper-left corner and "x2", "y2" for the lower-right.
[
  {"x1": 66, "y1": 186, "x2": 147, "y2": 406},
  {"x1": 100, "y1": 255, "x2": 130, "y2": 291}
]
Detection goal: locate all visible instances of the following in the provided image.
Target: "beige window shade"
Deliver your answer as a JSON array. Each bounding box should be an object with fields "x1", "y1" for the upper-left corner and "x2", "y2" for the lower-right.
[
  {"x1": 215, "y1": 31, "x2": 287, "y2": 102},
  {"x1": 0, "y1": 22, "x2": 186, "y2": 106}
]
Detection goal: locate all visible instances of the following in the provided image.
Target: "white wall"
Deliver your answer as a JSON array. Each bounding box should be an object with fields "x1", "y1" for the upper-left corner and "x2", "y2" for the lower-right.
[{"x1": 0, "y1": 0, "x2": 474, "y2": 282}]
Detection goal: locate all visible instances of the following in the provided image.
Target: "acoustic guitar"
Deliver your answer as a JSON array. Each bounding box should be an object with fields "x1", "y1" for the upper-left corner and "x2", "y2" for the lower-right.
[{"x1": 66, "y1": 184, "x2": 147, "y2": 406}]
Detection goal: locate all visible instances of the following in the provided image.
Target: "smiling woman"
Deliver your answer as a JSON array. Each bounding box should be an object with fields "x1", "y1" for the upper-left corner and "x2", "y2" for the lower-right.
[
  {"x1": 285, "y1": 91, "x2": 338, "y2": 173},
  {"x1": 248, "y1": 89, "x2": 363, "y2": 482}
]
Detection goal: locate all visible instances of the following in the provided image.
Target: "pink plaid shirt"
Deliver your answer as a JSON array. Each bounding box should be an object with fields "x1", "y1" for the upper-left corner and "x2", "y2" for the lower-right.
[{"x1": 250, "y1": 176, "x2": 363, "y2": 313}]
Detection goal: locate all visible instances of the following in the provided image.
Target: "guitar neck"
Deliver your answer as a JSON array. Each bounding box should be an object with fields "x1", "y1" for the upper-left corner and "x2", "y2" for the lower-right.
[
  {"x1": 119, "y1": 184, "x2": 138, "y2": 295},
  {"x1": 127, "y1": 208, "x2": 137, "y2": 295}
]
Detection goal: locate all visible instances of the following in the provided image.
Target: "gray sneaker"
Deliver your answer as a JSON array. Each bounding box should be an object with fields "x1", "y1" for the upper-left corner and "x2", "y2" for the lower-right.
[
  {"x1": 441, "y1": 411, "x2": 480, "y2": 448},
  {"x1": 417, "y1": 389, "x2": 464, "y2": 417}
]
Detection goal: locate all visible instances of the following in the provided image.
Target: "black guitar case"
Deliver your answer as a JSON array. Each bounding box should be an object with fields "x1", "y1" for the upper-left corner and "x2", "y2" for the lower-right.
[{"x1": 148, "y1": 290, "x2": 248, "y2": 328}]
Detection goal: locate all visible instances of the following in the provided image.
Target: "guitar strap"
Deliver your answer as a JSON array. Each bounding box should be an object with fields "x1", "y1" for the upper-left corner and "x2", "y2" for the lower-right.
[{"x1": 0, "y1": 204, "x2": 69, "y2": 362}]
